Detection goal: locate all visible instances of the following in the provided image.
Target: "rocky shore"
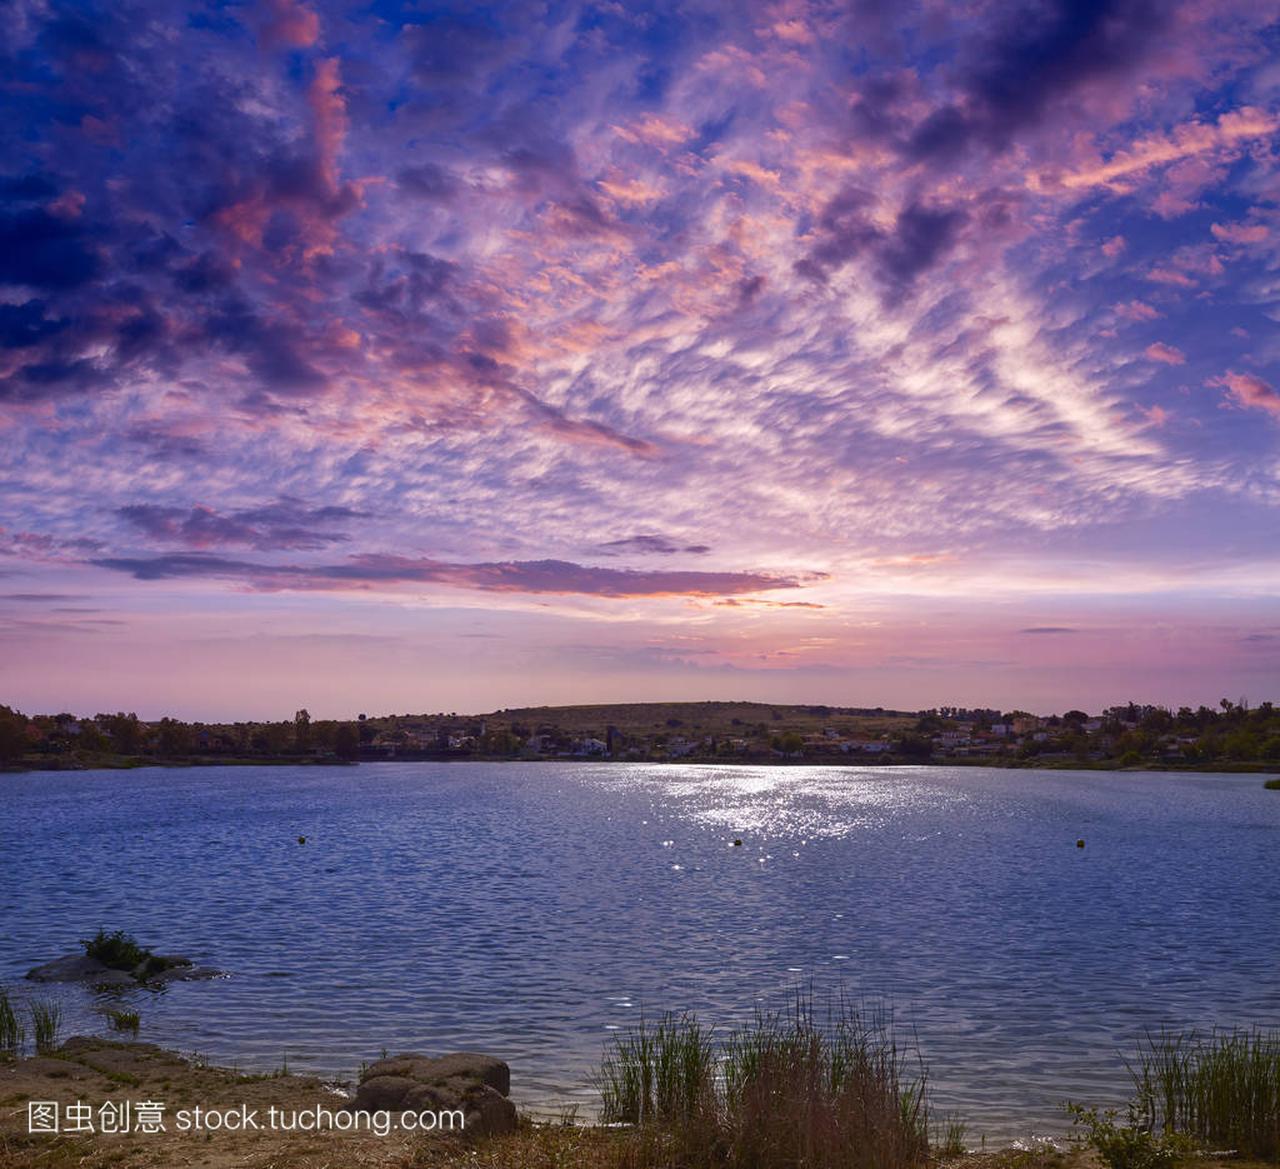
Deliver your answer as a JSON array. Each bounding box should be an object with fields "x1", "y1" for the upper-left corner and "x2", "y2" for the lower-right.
[{"x1": 0, "y1": 1037, "x2": 520, "y2": 1169}]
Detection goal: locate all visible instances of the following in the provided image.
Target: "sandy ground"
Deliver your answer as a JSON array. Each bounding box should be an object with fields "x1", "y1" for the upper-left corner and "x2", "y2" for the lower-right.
[{"x1": 0, "y1": 1037, "x2": 424, "y2": 1168}]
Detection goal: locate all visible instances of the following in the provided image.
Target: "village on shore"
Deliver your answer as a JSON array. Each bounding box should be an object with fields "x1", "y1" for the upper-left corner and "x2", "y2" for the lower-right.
[{"x1": 3, "y1": 698, "x2": 1278, "y2": 772}]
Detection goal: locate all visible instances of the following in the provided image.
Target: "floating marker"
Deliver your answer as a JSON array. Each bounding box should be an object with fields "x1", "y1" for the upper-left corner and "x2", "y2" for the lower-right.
[
  {"x1": 1076, "y1": 838, "x2": 1085, "y2": 849},
  {"x1": 297, "y1": 835, "x2": 307, "y2": 845}
]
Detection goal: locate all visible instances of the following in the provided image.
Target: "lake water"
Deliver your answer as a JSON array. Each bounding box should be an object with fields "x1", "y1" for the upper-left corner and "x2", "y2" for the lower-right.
[{"x1": 2, "y1": 762, "x2": 1278, "y2": 1140}]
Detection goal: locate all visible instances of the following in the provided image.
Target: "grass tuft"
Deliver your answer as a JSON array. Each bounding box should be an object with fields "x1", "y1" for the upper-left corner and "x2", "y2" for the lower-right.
[
  {"x1": 105, "y1": 1009, "x2": 140, "y2": 1034},
  {"x1": 936, "y1": 1112, "x2": 969, "y2": 1155},
  {"x1": 0, "y1": 989, "x2": 24, "y2": 1054},
  {"x1": 29, "y1": 1000, "x2": 62, "y2": 1055},
  {"x1": 596, "y1": 994, "x2": 931, "y2": 1169},
  {"x1": 1130, "y1": 1027, "x2": 1280, "y2": 1161}
]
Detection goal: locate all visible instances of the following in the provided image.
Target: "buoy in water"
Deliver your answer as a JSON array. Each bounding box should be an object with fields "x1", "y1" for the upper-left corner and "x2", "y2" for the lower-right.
[
  {"x1": 732, "y1": 838, "x2": 743, "y2": 847},
  {"x1": 297, "y1": 835, "x2": 307, "y2": 845},
  {"x1": 1076, "y1": 838, "x2": 1085, "y2": 849}
]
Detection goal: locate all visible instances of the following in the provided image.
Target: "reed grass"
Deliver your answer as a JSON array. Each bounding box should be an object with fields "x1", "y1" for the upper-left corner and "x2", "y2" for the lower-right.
[
  {"x1": 30, "y1": 999, "x2": 62, "y2": 1054},
  {"x1": 599, "y1": 1012, "x2": 716, "y2": 1126},
  {"x1": 0, "y1": 988, "x2": 24, "y2": 1053},
  {"x1": 1129, "y1": 1027, "x2": 1280, "y2": 1160},
  {"x1": 936, "y1": 1113, "x2": 969, "y2": 1155},
  {"x1": 596, "y1": 995, "x2": 931, "y2": 1169},
  {"x1": 106, "y1": 1008, "x2": 140, "y2": 1033}
]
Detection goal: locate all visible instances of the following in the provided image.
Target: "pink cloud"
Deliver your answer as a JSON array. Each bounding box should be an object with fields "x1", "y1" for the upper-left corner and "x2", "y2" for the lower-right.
[
  {"x1": 1145, "y1": 266, "x2": 1197, "y2": 288},
  {"x1": 258, "y1": 0, "x2": 320, "y2": 48},
  {"x1": 1210, "y1": 221, "x2": 1269, "y2": 245},
  {"x1": 1213, "y1": 371, "x2": 1280, "y2": 416},
  {"x1": 1101, "y1": 235, "x2": 1126, "y2": 257},
  {"x1": 1145, "y1": 342, "x2": 1186, "y2": 365},
  {"x1": 1114, "y1": 300, "x2": 1162, "y2": 322},
  {"x1": 1050, "y1": 107, "x2": 1278, "y2": 193},
  {"x1": 308, "y1": 58, "x2": 348, "y2": 194}
]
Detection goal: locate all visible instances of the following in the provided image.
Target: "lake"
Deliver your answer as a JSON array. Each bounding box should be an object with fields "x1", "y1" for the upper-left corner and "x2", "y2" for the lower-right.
[{"x1": 2, "y1": 762, "x2": 1277, "y2": 1141}]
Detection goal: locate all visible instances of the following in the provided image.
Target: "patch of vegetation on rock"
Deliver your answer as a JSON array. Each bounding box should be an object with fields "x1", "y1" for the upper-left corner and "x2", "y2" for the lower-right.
[{"x1": 81, "y1": 929, "x2": 151, "y2": 971}]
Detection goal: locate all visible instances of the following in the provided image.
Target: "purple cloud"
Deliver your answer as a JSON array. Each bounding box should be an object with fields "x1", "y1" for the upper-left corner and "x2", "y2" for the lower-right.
[
  {"x1": 117, "y1": 499, "x2": 364, "y2": 551},
  {"x1": 92, "y1": 552, "x2": 822, "y2": 598}
]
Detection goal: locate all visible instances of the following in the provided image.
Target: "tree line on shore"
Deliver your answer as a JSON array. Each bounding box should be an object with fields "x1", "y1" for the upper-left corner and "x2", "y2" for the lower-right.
[{"x1": 2, "y1": 698, "x2": 1279, "y2": 769}]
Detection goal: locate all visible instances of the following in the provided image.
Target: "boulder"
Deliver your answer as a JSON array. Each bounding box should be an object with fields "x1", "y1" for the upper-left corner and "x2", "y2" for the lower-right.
[
  {"x1": 26, "y1": 952, "x2": 222, "y2": 986},
  {"x1": 346, "y1": 1052, "x2": 517, "y2": 1138},
  {"x1": 26, "y1": 955, "x2": 134, "y2": 985}
]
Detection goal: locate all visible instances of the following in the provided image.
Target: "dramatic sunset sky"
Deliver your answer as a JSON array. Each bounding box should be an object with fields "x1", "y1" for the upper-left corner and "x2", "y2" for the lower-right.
[{"x1": 2, "y1": 0, "x2": 1279, "y2": 718}]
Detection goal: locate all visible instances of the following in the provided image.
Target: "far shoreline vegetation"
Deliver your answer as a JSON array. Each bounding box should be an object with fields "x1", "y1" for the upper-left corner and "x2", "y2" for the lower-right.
[{"x1": 3, "y1": 699, "x2": 1280, "y2": 776}]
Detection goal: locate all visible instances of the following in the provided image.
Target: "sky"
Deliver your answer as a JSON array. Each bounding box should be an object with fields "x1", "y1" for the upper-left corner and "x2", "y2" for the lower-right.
[{"x1": 1, "y1": 0, "x2": 1279, "y2": 720}]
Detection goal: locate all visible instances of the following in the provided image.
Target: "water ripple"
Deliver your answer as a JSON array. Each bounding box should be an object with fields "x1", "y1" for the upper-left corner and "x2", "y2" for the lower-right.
[{"x1": 2, "y1": 762, "x2": 1278, "y2": 1142}]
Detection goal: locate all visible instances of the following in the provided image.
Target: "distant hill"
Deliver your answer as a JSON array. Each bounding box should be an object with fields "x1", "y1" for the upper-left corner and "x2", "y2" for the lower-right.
[{"x1": 477, "y1": 700, "x2": 916, "y2": 739}]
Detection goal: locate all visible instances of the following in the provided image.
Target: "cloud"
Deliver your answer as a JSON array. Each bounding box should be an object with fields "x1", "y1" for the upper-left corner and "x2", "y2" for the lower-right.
[
  {"x1": 795, "y1": 194, "x2": 967, "y2": 298},
  {"x1": 1144, "y1": 342, "x2": 1186, "y2": 365},
  {"x1": 92, "y1": 553, "x2": 823, "y2": 598},
  {"x1": 1209, "y1": 221, "x2": 1268, "y2": 245},
  {"x1": 1019, "y1": 627, "x2": 1079, "y2": 634},
  {"x1": 907, "y1": 0, "x2": 1170, "y2": 163},
  {"x1": 1049, "y1": 107, "x2": 1278, "y2": 193},
  {"x1": 1212, "y1": 372, "x2": 1280, "y2": 417},
  {"x1": 397, "y1": 163, "x2": 460, "y2": 203},
  {"x1": 600, "y1": 535, "x2": 712, "y2": 556},
  {"x1": 1114, "y1": 301, "x2": 1162, "y2": 322},
  {"x1": 256, "y1": 0, "x2": 320, "y2": 49},
  {"x1": 117, "y1": 499, "x2": 364, "y2": 550}
]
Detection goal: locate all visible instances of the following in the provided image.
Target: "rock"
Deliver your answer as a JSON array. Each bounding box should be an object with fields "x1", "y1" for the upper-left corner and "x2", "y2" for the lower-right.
[
  {"x1": 26, "y1": 952, "x2": 222, "y2": 986},
  {"x1": 345, "y1": 1052, "x2": 517, "y2": 1138},
  {"x1": 27, "y1": 955, "x2": 134, "y2": 985},
  {"x1": 459, "y1": 1084, "x2": 518, "y2": 1136},
  {"x1": 147, "y1": 963, "x2": 221, "y2": 984},
  {"x1": 361, "y1": 1052, "x2": 510, "y2": 1096},
  {"x1": 350, "y1": 1074, "x2": 420, "y2": 1112}
]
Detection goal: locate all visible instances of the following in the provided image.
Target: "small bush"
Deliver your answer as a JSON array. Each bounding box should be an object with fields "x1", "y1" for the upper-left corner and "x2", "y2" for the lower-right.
[
  {"x1": 82, "y1": 929, "x2": 151, "y2": 971},
  {"x1": 1067, "y1": 1103, "x2": 1188, "y2": 1169},
  {"x1": 1264, "y1": 777, "x2": 1280, "y2": 790},
  {"x1": 30, "y1": 1000, "x2": 62, "y2": 1054}
]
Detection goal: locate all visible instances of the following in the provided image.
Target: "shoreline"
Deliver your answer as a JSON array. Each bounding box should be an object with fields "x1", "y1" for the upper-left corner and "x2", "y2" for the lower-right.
[
  {"x1": 4, "y1": 754, "x2": 1277, "y2": 776},
  {"x1": 0, "y1": 1038, "x2": 1270, "y2": 1169}
]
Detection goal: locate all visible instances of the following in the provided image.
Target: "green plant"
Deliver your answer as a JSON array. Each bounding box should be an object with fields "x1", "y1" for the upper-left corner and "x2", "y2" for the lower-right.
[
  {"x1": 596, "y1": 996, "x2": 931, "y2": 1169},
  {"x1": 106, "y1": 1009, "x2": 140, "y2": 1033},
  {"x1": 81, "y1": 929, "x2": 150, "y2": 971},
  {"x1": 1130, "y1": 1028, "x2": 1280, "y2": 1161},
  {"x1": 1066, "y1": 1103, "x2": 1188, "y2": 1169},
  {"x1": 936, "y1": 1113, "x2": 969, "y2": 1156},
  {"x1": 598, "y1": 1012, "x2": 716, "y2": 1126},
  {"x1": 1264, "y1": 777, "x2": 1280, "y2": 790},
  {"x1": 0, "y1": 988, "x2": 25, "y2": 1053},
  {"x1": 30, "y1": 999, "x2": 62, "y2": 1054}
]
